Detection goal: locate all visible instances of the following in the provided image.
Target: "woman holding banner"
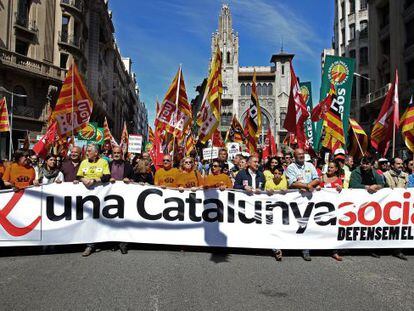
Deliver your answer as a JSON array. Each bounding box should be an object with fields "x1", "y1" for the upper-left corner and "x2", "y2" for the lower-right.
[{"x1": 176, "y1": 157, "x2": 203, "y2": 191}]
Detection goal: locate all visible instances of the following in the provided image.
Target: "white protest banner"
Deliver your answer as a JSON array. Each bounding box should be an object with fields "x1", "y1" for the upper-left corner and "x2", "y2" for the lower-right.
[
  {"x1": 226, "y1": 143, "x2": 240, "y2": 160},
  {"x1": 203, "y1": 147, "x2": 219, "y2": 160},
  {"x1": 1, "y1": 184, "x2": 414, "y2": 249},
  {"x1": 128, "y1": 134, "x2": 143, "y2": 154}
]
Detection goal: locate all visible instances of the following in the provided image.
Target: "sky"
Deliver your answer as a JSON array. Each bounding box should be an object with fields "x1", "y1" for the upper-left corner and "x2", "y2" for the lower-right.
[{"x1": 109, "y1": 0, "x2": 335, "y2": 127}]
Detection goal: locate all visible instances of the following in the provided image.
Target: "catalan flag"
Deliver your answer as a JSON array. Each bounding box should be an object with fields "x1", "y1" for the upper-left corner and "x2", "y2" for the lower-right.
[
  {"x1": 52, "y1": 63, "x2": 93, "y2": 137},
  {"x1": 0, "y1": 97, "x2": 10, "y2": 132},
  {"x1": 148, "y1": 125, "x2": 155, "y2": 144},
  {"x1": 119, "y1": 122, "x2": 129, "y2": 154},
  {"x1": 185, "y1": 135, "x2": 196, "y2": 156},
  {"x1": 155, "y1": 66, "x2": 192, "y2": 138},
  {"x1": 371, "y1": 69, "x2": 400, "y2": 157},
  {"x1": 225, "y1": 116, "x2": 244, "y2": 143},
  {"x1": 103, "y1": 116, "x2": 118, "y2": 148},
  {"x1": 348, "y1": 118, "x2": 368, "y2": 159},
  {"x1": 197, "y1": 47, "x2": 223, "y2": 143},
  {"x1": 243, "y1": 70, "x2": 262, "y2": 153},
  {"x1": 400, "y1": 95, "x2": 414, "y2": 152}
]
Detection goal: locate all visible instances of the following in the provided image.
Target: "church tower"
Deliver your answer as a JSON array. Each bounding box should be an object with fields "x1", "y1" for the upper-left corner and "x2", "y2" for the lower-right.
[{"x1": 211, "y1": 4, "x2": 239, "y2": 131}]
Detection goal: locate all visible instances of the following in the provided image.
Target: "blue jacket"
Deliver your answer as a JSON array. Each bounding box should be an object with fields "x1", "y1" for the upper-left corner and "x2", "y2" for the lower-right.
[{"x1": 234, "y1": 169, "x2": 265, "y2": 190}]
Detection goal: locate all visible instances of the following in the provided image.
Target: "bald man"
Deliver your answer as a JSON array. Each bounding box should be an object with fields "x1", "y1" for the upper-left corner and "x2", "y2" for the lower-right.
[
  {"x1": 109, "y1": 146, "x2": 133, "y2": 183},
  {"x1": 61, "y1": 146, "x2": 82, "y2": 183}
]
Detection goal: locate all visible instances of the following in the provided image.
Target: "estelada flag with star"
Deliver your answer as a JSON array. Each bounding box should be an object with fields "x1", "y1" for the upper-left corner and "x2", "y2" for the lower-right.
[{"x1": 51, "y1": 63, "x2": 93, "y2": 137}]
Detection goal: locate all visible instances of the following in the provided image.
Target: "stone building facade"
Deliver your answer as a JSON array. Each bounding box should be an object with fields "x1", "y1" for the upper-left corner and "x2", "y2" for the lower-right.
[
  {"x1": 210, "y1": 4, "x2": 292, "y2": 146},
  {"x1": 333, "y1": 0, "x2": 369, "y2": 121},
  {"x1": 0, "y1": 0, "x2": 147, "y2": 158}
]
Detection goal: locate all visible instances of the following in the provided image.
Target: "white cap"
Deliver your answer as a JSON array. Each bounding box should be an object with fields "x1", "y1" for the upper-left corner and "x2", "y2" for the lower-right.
[
  {"x1": 334, "y1": 148, "x2": 345, "y2": 156},
  {"x1": 378, "y1": 158, "x2": 389, "y2": 163},
  {"x1": 304, "y1": 154, "x2": 312, "y2": 162}
]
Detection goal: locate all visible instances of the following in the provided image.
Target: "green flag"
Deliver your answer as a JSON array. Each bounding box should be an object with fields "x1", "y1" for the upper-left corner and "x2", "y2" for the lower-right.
[
  {"x1": 314, "y1": 55, "x2": 355, "y2": 151},
  {"x1": 299, "y1": 82, "x2": 315, "y2": 148}
]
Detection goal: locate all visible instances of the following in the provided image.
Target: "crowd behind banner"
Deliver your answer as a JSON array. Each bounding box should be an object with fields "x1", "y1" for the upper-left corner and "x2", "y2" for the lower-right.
[{"x1": 1, "y1": 143, "x2": 413, "y2": 261}]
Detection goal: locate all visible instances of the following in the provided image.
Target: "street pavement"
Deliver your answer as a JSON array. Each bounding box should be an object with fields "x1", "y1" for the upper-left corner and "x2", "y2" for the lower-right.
[{"x1": 0, "y1": 245, "x2": 413, "y2": 311}]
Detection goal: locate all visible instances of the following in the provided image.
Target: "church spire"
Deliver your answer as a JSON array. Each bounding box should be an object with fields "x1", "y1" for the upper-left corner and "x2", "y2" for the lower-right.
[{"x1": 219, "y1": 4, "x2": 232, "y2": 38}]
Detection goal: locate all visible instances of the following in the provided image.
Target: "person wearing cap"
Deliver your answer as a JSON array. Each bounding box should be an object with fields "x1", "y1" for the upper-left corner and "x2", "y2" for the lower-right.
[
  {"x1": 285, "y1": 148, "x2": 320, "y2": 261},
  {"x1": 349, "y1": 157, "x2": 384, "y2": 192},
  {"x1": 377, "y1": 158, "x2": 389, "y2": 174},
  {"x1": 333, "y1": 149, "x2": 351, "y2": 189}
]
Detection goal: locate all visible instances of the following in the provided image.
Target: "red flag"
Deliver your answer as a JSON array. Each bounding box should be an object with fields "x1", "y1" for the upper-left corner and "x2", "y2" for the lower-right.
[
  {"x1": 283, "y1": 61, "x2": 309, "y2": 148},
  {"x1": 33, "y1": 122, "x2": 57, "y2": 158},
  {"x1": 311, "y1": 83, "x2": 336, "y2": 121},
  {"x1": 212, "y1": 128, "x2": 225, "y2": 147},
  {"x1": 149, "y1": 129, "x2": 164, "y2": 168},
  {"x1": 371, "y1": 69, "x2": 399, "y2": 156},
  {"x1": 262, "y1": 128, "x2": 277, "y2": 159}
]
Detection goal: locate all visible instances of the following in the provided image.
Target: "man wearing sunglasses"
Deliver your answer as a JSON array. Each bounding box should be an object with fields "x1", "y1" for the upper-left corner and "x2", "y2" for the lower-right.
[{"x1": 154, "y1": 155, "x2": 179, "y2": 188}]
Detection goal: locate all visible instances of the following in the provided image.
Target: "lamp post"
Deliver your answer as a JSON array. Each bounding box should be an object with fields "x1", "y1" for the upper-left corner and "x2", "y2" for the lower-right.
[{"x1": 0, "y1": 86, "x2": 28, "y2": 160}]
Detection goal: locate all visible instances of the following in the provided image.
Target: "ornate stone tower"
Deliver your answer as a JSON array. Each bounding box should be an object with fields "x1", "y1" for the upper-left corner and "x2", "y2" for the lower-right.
[{"x1": 211, "y1": 4, "x2": 239, "y2": 130}]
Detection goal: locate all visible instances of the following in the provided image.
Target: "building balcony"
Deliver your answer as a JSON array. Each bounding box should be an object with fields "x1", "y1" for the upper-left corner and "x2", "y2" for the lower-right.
[
  {"x1": 58, "y1": 32, "x2": 83, "y2": 56},
  {"x1": 60, "y1": 0, "x2": 84, "y2": 17},
  {"x1": 348, "y1": 13, "x2": 355, "y2": 24},
  {"x1": 0, "y1": 47, "x2": 66, "y2": 82},
  {"x1": 13, "y1": 12, "x2": 38, "y2": 41},
  {"x1": 13, "y1": 105, "x2": 44, "y2": 121},
  {"x1": 404, "y1": 42, "x2": 414, "y2": 61},
  {"x1": 362, "y1": 83, "x2": 391, "y2": 108}
]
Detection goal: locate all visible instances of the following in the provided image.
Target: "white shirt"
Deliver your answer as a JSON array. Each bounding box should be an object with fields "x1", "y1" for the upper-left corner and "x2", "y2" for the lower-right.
[{"x1": 248, "y1": 168, "x2": 257, "y2": 190}]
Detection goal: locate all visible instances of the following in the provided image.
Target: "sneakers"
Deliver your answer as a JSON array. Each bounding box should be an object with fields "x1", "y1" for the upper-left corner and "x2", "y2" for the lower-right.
[
  {"x1": 119, "y1": 243, "x2": 128, "y2": 255},
  {"x1": 302, "y1": 250, "x2": 311, "y2": 261},
  {"x1": 82, "y1": 246, "x2": 93, "y2": 257},
  {"x1": 393, "y1": 251, "x2": 407, "y2": 261}
]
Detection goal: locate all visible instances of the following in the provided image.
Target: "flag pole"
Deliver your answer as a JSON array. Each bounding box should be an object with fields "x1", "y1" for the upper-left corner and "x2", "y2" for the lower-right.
[
  {"x1": 392, "y1": 122, "x2": 396, "y2": 158},
  {"x1": 9, "y1": 95, "x2": 14, "y2": 160},
  {"x1": 172, "y1": 64, "x2": 182, "y2": 160},
  {"x1": 351, "y1": 126, "x2": 365, "y2": 157},
  {"x1": 71, "y1": 59, "x2": 74, "y2": 142}
]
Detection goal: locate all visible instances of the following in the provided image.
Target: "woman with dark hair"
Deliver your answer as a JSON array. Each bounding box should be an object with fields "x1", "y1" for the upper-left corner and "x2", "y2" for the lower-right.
[
  {"x1": 132, "y1": 159, "x2": 153, "y2": 184},
  {"x1": 204, "y1": 160, "x2": 232, "y2": 190},
  {"x1": 318, "y1": 160, "x2": 343, "y2": 262},
  {"x1": 3, "y1": 150, "x2": 36, "y2": 189},
  {"x1": 319, "y1": 160, "x2": 343, "y2": 192},
  {"x1": 38, "y1": 154, "x2": 64, "y2": 185},
  {"x1": 264, "y1": 156, "x2": 279, "y2": 172}
]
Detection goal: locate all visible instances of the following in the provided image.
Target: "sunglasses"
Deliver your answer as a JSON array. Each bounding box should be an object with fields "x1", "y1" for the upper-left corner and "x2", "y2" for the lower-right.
[
  {"x1": 212, "y1": 164, "x2": 220, "y2": 167},
  {"x1": 184, "y1": 161, "x2": 193, "y2": 164},
  {"x1": 163, "y1": 159, "x2": 171, "y2": 162}
]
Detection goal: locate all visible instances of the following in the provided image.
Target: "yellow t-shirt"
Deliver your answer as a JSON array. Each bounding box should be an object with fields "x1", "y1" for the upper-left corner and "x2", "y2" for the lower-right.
[
  {"x1": 77, "y1": 158, "x2": 110, "y2": 179},
  {"x1": 154, "y1": 167, "x2": 179, "y2": 187},
  {"x1": 264, "y1": 170, "x2": 288, "y2": 190},
  {"x1": 176, "y1": 170, "x2": 204, "y2": 188},
  {"x1": 204, "y1": 173, "x2": 233, "y2": 189}
]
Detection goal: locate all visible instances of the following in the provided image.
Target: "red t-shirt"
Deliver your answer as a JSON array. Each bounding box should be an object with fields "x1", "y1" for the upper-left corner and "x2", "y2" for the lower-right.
[{"x1": 320, "y1": 176, "x2": 343, "y2": 188}]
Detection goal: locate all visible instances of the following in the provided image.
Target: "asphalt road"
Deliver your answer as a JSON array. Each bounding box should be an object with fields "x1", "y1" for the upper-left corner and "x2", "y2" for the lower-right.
[{"x1": 0, "y1": 245, "x2": 413, "y2": 311}]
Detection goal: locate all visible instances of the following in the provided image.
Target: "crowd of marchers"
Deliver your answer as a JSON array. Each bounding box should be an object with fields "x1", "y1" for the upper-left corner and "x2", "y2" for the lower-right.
[{"x1": 0, "y1": 144, "x2": 412, "y2": 261}]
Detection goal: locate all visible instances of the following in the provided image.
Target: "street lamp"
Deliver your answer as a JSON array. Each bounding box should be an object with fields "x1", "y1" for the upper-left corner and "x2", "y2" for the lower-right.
[
  {"x1": 0, "y1": 86, "x2": 28, "y2": 160},
  {"x1": 353, "y1": 72, "x2": 373, "y2": 100}
]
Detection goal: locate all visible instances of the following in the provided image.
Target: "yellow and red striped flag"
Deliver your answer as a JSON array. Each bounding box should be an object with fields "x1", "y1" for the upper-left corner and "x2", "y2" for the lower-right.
[
  {"x1": 321, "y1": 88, "x2": 345, "y2": 152},
  {"x1": 148, "y1": 125, "x2": 155, "y2": 144},
  {"x1": 155, "y1": 66, "x2": 192, "y2": 138},
  {"x1": 197, "y1": 47, "x2": 223, "y2": 143},
  {"x1": 0, "y1": 97, "x2": 10, "y2": 132},
  {"x1": 185, "y1": 135, "x2": 196, "y2": 156},
  {"x1": 103, "y1": 116, "x2": 118, "y2": 148},
  {"x1": 243, "y1": 70, "x2": 262, "y2": 153},
  {"x1": 225, "y1": 116, "x2": 244, "y2": 143},
  {"x1": 348, "y1": 118, "x2": 368, "y2": 158},
  {"x1": 400, "y1": 95, "x2": 414, "y2": 152},
  {"x1": 119, "y1": 122, "x2": 129, "y2": 154},
  {"x1": 51, "y1": 63, "x2": 93, "y2": 137}
]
